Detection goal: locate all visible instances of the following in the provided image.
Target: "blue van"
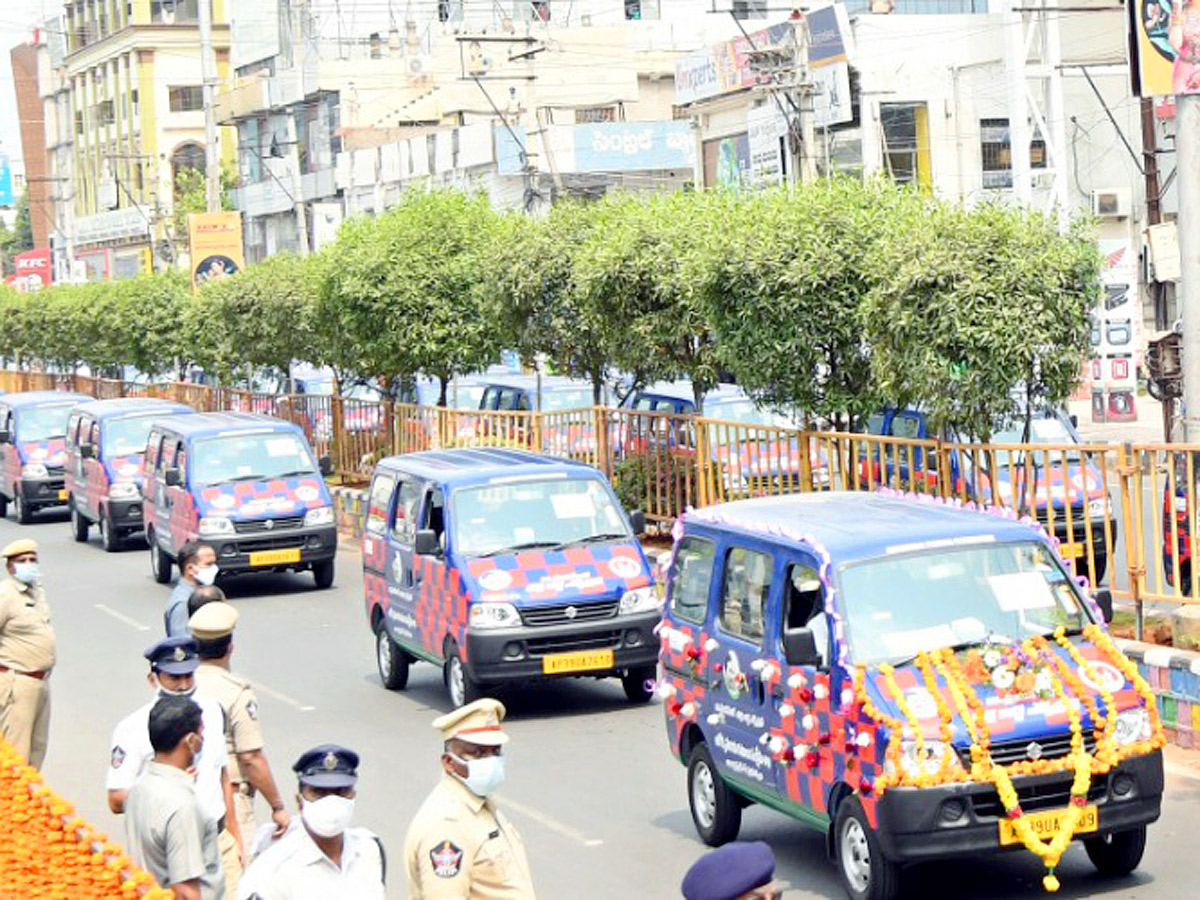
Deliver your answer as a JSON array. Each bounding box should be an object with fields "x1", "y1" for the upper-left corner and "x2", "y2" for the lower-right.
[
  {"x1": 141, "y1": 412, "x2": 337, "y2": 587},
  {"x1": 362, "y1": 448, "x2": 659, "y2": 707},
  {"x1": 660, "y1": 492, "x2": 1162, "y2": 900},
  {"x1": 0, "y1": 390, "x2": 92, "y2": 522},
  {"x1": 64, "y1": 398, "x2": 194, "y2": 551}
]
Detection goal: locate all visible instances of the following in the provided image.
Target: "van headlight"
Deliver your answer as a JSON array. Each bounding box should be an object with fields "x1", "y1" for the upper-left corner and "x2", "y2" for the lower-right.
[
  {"x1": 304, "y1": 506, "x2": 334, "y2": 527},
  {"x1": 884, "y1": 739, "x2": 964, "y2": 777},
  {"x1": 619, "y1": 586, "x2": 661, "y2": 615},
  {"x1": 1087, "y1": 498, "x2": 1108, "y2": 519},
  {"x1": 198, "y1": 516, "x2": 235, "y2": 536},
  {"x1": 22, "y1": 463, "x2": 48, "y2": 478},
  {"x1": 108, "y1": 482, "x2": 140, "y2": 500},
  {"x1": 1114, "y1": 707, "x2": 1152, "y2": 745},
  {"x1": 469, "y1": 602, "x2": 520, "y2": 630}
]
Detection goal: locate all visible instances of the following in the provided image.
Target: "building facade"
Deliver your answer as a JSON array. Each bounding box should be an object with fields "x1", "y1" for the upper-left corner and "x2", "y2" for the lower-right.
[{"x1": 10, "y1": 40, "x2": 51, "y2": 250}]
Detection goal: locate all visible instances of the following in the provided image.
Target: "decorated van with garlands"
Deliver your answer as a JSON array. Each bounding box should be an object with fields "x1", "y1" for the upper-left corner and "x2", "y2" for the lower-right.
[{"x1": 658, "y1": 490, "x2": 1163, "y2": 900}]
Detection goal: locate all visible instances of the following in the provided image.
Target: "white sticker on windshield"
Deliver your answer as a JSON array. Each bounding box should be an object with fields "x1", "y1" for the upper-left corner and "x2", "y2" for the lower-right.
[
  {"x1": 236, "y1": 465, "x2": 252, "y2": 476},
  {"x1": 550, "y1": 493, "x2": 595, "y2": 519},
  {"x1": 882, "y1": 625, "x2": 956, "y2": 659},
  {"x1": 513, "y1": 526, "x2": 535, "y2": 542},
  {"x1": 265, "y1": 438, "x2": 297, "y2": 458},
  {"x1": 988, "y1": 572, "x2": 1056, "y2": 612}
]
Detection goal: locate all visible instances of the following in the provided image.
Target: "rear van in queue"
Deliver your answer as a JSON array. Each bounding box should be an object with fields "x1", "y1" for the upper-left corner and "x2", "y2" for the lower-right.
[
  {"x1": 141, "y1": 412, "x2": 337, "y2": 588},
  {"x1": 65, "y1": 397, "x2": 194, "y2": 551},
  {"x1": 0, "y1": 390, "x2": 92, "y2": 522},
  {"x1": 363, "y1": 448, "x2": 660, "y2": 707}
]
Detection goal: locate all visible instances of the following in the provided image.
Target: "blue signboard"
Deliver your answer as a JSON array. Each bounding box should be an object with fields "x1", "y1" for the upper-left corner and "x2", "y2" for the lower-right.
[
  {"x1": 573, "y1": 122, "x2": 694, "y2": 173},
  {"x1": 0, "y1": 150, "x2": 14, "y2": 207}
]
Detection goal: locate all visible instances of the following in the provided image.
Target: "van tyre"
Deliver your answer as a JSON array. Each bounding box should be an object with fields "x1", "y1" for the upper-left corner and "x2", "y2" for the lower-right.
[
  {"x1": 687, "y1": 742, "x2": 741, "y2": 846},
  {"x1": 148, "y1": 530, "x2": 172, "y2": 584},
  {"x1": 445, "y1": 642, "x2": 484, "y2": 708},
  {"x1": 1084, "y1": 826, "x2": 1147, "y2": 877},
  {"x1": 835, "y1": 795, "x2": 900, "y2": 900},
  {"x1": 376, "y1": 627, "x2": 410, "y2": 690},
  {"x1": 99, "y1": 513, "x2": 121, "y2": 552},
  {"x1": 70, "y1": 504, "x2": 90, "y2": 542},
  {"x1": 621, "y1": 665, "x2": 656, "y2": 703},
  {"x1": 312, "y1": 559, "x2": 335, "y2": 589},
  {"x1": 14, "y1": 490, "x2": 32, "y2": 525}
]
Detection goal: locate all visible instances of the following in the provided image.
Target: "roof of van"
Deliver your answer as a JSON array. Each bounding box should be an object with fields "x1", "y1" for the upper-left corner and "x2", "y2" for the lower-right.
[
  {"x1": 478, "y1": 375, "x2": 593, "y2": 391},
  {"x1": 0, "y1": 390, "x2": 92, "y2": 407},
  {"x1": 75, "y1": 397, "x2": 194, "y2": 419},
  {"x1": 377, "y1": 448, "x2": 601, "y2": 486},
  {"x1": 150, "y1": 411, "x2": 304, "y2": 438},
  {"x1": 635, "y1": 381, "x2": 746, "y2": 403},
  {"x1": 685, "y1": 491, "x2": 1042, "y2": 561}
]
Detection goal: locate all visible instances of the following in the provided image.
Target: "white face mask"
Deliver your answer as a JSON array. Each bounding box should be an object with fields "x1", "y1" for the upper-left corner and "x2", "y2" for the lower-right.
[
  {"x1": 450, "y1": 752, "x2": 506, "y2": 797},
  {"x1": 12, "y1": 562, "x2": 40, "y2": 584},
  {"x1": 194, "y1": 564, "x2": 219, "y2": 586},
  {"x1": 155, "y1": 678, "x2": 196, "y2": 700},
  {"x1": 301, "y1": 794, "x2": 356, "y2": 838}
]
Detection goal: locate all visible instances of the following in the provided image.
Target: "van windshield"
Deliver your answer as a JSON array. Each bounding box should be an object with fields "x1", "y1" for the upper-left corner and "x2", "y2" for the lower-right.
[
  {"x1": 104, "y1": 414, "x2": 159, "y2": 457},
  {"x1": 452, "y1": 477, "x2": 632, "y2": 557},
  {"x1": 19, "y1": 404, "x2": 74, "y2": 442},
  {"x1": 837, "y1": 540, "x2": 1091, "y2": 666},
  {"x1": 192, "y1": 433, "x2": 317, "y2": 487},
  {"x1": 989, "y1": 414, "x2": 1081, "y2": 467},
  {"x1": 542, "y1": 389, "x2": 592, "y2": 412}
]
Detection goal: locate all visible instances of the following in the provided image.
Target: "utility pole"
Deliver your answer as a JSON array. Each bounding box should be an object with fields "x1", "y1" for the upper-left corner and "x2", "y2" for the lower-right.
[
  {"x1": 796, "y1": 15, "x2": 816, "y2": 184},
  {"x1": 1179, "y1": 94, "x2": 1200, "y2": 443},
  {"x1": 199, "y1": 0, "x2": 220, "y2": 212}
]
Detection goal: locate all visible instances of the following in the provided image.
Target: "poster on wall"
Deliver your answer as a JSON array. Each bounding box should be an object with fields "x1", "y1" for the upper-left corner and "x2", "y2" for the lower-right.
[
  {"x1": 1130, "y1": 0, "x2": 1200, "y2": 97},
  {"x1": 703, "y1": 134, "x2": 751, "y2": 190},
  {"x1": 747, "y1": 104, "x2": 788, "y2": 188},
  {"x1": 187, "y1": 211, "x2": 244, "y2": 290}
]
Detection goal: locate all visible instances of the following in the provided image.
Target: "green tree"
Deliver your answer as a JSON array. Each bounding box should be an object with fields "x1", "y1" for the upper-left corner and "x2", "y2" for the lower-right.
[
  {"x1": 173, "y1": 163, "x2": 239, "y2": 246},
  {"x1": 117, "y1": 271, "x2": 194, "y2": 378},
  {"x1": 0, "y1": 193, "x2": 33, "y2": 278}
]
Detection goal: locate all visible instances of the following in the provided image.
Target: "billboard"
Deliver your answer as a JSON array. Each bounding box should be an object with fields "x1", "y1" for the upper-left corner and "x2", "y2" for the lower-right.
[
  {"x1": 0, "y1": 148, "x2": 13, "y2": 207},
  {"x1": 5, "y1": 249, "x2": 52, "y2": 292},
  {"x1": 187, "y1": 212, "x2": 244, "y2": 290},
  {"x1": 1131, "y1": 0, "x2": 1200, "y2": 97},
  {"x1": 675, "y1": 21, "x2": 794, "y2": 105}
]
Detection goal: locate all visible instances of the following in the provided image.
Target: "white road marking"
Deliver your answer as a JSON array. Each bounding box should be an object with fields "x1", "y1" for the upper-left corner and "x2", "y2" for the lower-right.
[
  {"x1": 94, "y1": 603, "x2": 150, "y2": 632},
  {"x1": 250, "y1": 679, "x2": 316, "y2": 713},
  {"x1": 497, "y1": 794, "x2": 603, "y2": 847}
]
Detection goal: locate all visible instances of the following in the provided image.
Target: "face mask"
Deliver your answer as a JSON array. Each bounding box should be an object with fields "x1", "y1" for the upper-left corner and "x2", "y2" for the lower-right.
[
  {"x1": 155, "y1": 680, "x2": 196, "y2": 700},
  {"x1": 12, "y1": 562, "x2": 39, "y2": 584},
  {"x1": 301, "y1": 795, "x2": 355, "y2": 838},
  {"x1": 195, "y1": 564, "x2": 219, "y2": 586},
  {"x1": 450, "y1": 753, "x2": 506, "y2": 797}
]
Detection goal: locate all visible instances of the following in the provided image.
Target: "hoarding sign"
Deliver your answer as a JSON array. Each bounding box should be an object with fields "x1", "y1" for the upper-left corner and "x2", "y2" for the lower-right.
[
  {"x1": 5, "y1": 248, "x2": 52, "y2": 292},
  {"x1": 573, "y1": 122, "x2": 694, "y2": 173},
  {"x1": 675, "y1": 21, "x2": 794, "y2": 105},
  {"x1": 747, "y1": 104, "x2": 787, "y2": 188},
  {"x1": 188, "y1": 212, "x2": 244, "y2": 290},
  {"x1": 1131, "y1": 0, "x2": 1200, "y2": 97}
]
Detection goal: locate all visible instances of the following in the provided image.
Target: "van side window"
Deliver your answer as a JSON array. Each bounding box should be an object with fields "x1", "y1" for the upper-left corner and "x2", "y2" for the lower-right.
[
  {"x1": 891, "y1": 413, "x2": 923, "y2": 440},
  {"x1": 668, "y1": 537, "x2": 716, "y2": 624},
  {"x1": 146, "y1": 431, "x2": 161, "y2": 468},
  {"x1": 719, "y1": 547, "x2": 773, "y2": 644},
  {"x1": 67, "y1": 413, "x2": 81, "y2": 445},
  {"x1": 391, "y1": 479, "x2": 421, "y2": 544},
  {"x1": 422, "y1": 488, "x2": 447, "y2": 548},
  {"x1": 784, "y1": 563, "x2": 829, "y2": 668},
  {"x1": 89, "y1": 421, "x2": 100, "y2": 446},
  {"x1": 365, "y1": 473, "x2": 395, "y2": 536}
]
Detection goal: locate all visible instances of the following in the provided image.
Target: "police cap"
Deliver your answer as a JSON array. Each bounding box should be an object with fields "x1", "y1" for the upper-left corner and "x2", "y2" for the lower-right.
[
  {"x1": 144, "y1": 636, "x2": 200, "y2": 675},
  {"x1": 1, "y1": 538, "x2": 37, "y2": 558},
  {"x1": 189, "y1": 601, "x2": 239, "y2": 641},
  {"x1": 432, "y1": 698, "x2": 509, "y2": 747},
  {"x1": 681, "y1": 841, "x2": 776, "y2": 900},
  {"x1": 293, "y1": 744, "x2": 359, "y2": 788}
]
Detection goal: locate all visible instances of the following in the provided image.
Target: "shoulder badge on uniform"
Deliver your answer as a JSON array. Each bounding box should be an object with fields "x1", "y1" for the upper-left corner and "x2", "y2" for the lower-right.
[
  {"x1": 430, "y1": 840, "x2": 463, "y2": 878},
  {"x1": 246, "y1": 699, "x2": 258, "y2": 720},
  {"x1": 110, "y1": 746, "x2": 126, "y2": 769}
]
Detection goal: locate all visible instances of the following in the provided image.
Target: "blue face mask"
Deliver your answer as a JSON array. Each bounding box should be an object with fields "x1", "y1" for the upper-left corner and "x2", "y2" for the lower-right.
[
  {"x1": 12, "y1": 562, "x2": 40, "y2": 585},
  {"x1": 450, "y1": 752, "x2": 506, "y2": 797}
]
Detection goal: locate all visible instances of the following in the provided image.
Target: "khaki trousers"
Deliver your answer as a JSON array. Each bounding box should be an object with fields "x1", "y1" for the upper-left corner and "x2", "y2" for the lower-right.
[
  {"x1": 233, "y1": 788, "x2": 258, "y2": 853},
  {"x1": 218, "y1": 826, "x2": 244, "y2": 899},
  {"x1": 0, "y1": 669, "x2": 50, "y2": 769}
]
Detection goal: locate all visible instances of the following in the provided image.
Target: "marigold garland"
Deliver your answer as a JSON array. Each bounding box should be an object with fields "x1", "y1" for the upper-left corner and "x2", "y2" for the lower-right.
[{"x1": 0, "y1": 737, "x2": 173, "y2": 899}]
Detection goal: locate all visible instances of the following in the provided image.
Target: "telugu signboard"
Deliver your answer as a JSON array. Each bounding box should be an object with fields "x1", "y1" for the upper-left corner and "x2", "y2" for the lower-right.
[
  {"x1": 187, "y1": 212, "x2": 244, "y2": 290},
  {"x1": 1130, "y1": 0, "x2": 1200, "y2": 97}
]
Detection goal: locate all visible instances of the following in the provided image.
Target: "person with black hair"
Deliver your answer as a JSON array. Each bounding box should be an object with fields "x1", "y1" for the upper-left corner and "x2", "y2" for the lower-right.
[
  {"x1": 166, "y1": 541, "x2": 218, "y2": 637},
  {"x1": 125, "y1": 695, "x2": 226, "y2": 899},
  {"x1": 187, "y1": 585, "x2": 227, "y2": 619}
]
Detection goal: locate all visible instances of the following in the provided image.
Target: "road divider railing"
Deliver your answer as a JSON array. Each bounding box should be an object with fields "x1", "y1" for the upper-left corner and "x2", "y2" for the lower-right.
[{"x1": 0, "y1": 737, "x2": 172, "y2": 898}]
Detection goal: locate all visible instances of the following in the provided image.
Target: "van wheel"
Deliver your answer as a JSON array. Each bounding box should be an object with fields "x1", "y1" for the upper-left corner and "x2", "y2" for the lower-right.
[
  {"x1": 14, "y1": 490, "x2": 33, "y2": 524},
  {"x1": 376, "y1": 627, "x2": 410, "y2": 690},
  {"x1": 70, "y1": 504, "x2": 90, "y2": 542},
  {"x1": 445, "y1": 642, "x2": 484, "y2": 708},
  {"x1": 148, "y1": 530, "x2": 172, "y2": 584},
  {"x1": 687, "y1": 742, "x2": 741, "y2": 846},
  {"x1": 99, "y1": 513, "x2": 121, "y2": 552},
  {"x1": 312, "y1": 559, "x2": 335, "y2": 589},
  {"x1": 621, "y1": 665, "x2": 656, "y2": 703},
  {"x1": 1084, "y1": 826, "x2": 1147, "y2": 877},
  {"x1": 835, "y1": 795, "x2": 900, "y2": 900}
]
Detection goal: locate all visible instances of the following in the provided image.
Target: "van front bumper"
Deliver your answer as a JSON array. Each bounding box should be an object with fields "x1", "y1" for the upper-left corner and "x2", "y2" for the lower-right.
[
  {"x1": 106, "y1": 497, "x2": 146, "y2": 530},
  {"x1": 207, "y1": 526, "x2": 338, "y2": 574},
  {"x1": 872, "y1": 750, "x2": 1162, "y2": 863},
  {"x1": 19, "y1": 475, "x2": 68, "y2": 508},
  {"x1": 464, "y1": 609, "x2": 661, "y2": 682}
]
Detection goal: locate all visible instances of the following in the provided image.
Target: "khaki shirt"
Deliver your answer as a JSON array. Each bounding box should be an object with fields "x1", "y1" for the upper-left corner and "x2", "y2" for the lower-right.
[
  {"x1": 404, "y1": 774, "x2": 535, "y2": 900},
  {"x1": 194, "y1": 663, "x2": 264, "y2": 784},
  {"x1": 0, "y1": 577, "x2": 56, "y2": 673}
]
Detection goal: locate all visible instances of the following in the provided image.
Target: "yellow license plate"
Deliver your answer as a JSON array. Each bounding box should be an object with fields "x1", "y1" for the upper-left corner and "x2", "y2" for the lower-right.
[
  {"x1": 998, "y1": 805, "x2": 1098, "y2": 845},
  {"x1": 57, "y1": 489, "x2": 67, "y2": 500},
  {"x1": 249, "y1": 548, "x2": 302, "y2": 566},
  {"x1": 1060, "y1": 543, "x2": 1084, "y2": 559},
  {"x1": 542, "y1": 649, "x2": 614, "y2": 675}
]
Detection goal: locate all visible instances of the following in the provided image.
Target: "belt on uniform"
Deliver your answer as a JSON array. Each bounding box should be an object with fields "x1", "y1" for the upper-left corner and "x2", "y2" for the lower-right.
[{"x1": 0, "y1": 664, "x2": 48, "y2": 680}]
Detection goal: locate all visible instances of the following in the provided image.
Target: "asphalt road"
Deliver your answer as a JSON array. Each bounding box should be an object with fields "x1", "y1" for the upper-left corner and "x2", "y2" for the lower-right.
[{"x1": 6, "y1": 509, "x2": 1200, "y2": 900}]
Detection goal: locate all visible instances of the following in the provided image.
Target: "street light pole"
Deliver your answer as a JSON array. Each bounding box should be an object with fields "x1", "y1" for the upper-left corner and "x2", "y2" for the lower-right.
[
  {"x1": 1179, "y1": 93, "x2": 1200, "y2": 443},
  {"x1": 199, "y1": 0, "x2": 220, "y2": 212}
]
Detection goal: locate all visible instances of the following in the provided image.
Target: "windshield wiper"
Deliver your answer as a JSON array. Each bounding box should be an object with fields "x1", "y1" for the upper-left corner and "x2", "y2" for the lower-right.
[
  {"x1": 474, "y1": 541, "x2": 564, "y2": 557},
  {"x1": 273, "y1": 469, "x2": 318, "y2": 479},
  {"x1": 227, "y1": 473, "x2": 268, "y2": 482},
  {"x1": 562, "y1": 532, "x2": 630, "y2": 546}
]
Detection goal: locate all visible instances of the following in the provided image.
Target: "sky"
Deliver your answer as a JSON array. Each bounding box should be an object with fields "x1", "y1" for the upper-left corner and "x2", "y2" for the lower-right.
[{"x1": 0, "y1": 0, "x2": 62, "y2": 176}]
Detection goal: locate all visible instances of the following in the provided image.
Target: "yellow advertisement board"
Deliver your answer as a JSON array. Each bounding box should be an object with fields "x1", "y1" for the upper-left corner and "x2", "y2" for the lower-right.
[
  {"x1": 1132, "y1": 0, "x2": 1200, "y2": 98},
  {"x1": 187, "y1": 211, "x2": 244, "y2": 290}
]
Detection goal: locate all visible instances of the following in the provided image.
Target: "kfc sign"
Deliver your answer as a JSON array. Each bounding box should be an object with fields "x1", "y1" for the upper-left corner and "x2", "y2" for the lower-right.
[{"x1": 5, "y1": 249, "x2": 52, "y2": 292}]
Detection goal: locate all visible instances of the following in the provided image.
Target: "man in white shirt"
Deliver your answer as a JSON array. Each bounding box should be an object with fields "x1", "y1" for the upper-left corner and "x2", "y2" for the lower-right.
[{"x1": 107, "y1": 636, "x2": 243, "y2": 890}]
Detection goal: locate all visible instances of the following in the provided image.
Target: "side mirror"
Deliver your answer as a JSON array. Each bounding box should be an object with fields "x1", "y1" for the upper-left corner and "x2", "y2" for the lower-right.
[
  {"x1": 318, "y1": 455, "x2": 333, "y2": 477},
  {"x1": 1094, "y1": 588, "x2": 1114, "y2": 624},
  {"x1": 783, "y1": 627, "x2": 822, "y2": 667},
  {"x1": 80, "y1": 443, "x2": 95, "y2": 460},
  {"x1": 0, "y1": 430, "x2": 9, "y2": 444},
  {"x1": 414, "y1": 528, "x2": 439, "y2": 556},
  {"x1": 629, "y1": 509, "x2": 646, "y2": 536},
  {"x1": 164, "y1": 467, "x2": 181, "y2": 487}
]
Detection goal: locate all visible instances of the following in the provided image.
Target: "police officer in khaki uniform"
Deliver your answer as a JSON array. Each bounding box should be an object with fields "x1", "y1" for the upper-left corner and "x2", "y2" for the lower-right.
[
  {"x1": 189, "y1": 602, "x2": 291, "y2": 885},
  {"x1": 0, "y1": 538, "x2": 55, "y2": 769},
  {"x1": 403, "y1": 698, "x2": 536, "y2": 900}
]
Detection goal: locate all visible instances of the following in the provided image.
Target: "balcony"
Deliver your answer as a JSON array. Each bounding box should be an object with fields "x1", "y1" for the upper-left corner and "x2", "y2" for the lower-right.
[{"x1": 214, "y1": 74, "x2": 268, "y2": 125}]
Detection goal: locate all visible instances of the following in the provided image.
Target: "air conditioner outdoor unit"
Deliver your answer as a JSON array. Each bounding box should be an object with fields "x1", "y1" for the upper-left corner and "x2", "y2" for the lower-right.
[{"x1": 1091, "y1": 187, "x2": 1131, "y2": 218}]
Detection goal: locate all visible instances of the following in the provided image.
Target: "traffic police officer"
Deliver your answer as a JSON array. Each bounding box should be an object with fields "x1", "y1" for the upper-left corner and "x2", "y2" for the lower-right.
[
  {"x1": 0, "y1": 538, "x2": 55, "y2": 769},
  {"x1": 189, "y1": 601, "x2": 291, "y2": 874},
  {"x1": 404, "y1": 698, "x2": 536, "y2": 899},
  {"x1": 237, "y1": 744, "x2": 386, "y2": 900},
  {"x1": 680, "y1": 841, "x2": 779, "y2": 900}
]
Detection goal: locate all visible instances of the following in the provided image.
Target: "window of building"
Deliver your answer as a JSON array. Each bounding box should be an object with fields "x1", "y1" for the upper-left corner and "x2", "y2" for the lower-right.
[
  {"x1": 719, "y1": 546, "x2": 773, "y2": 644},
  {"x1": 733, "y1": 0, "x2": 767, "y2": 19},
  {"x1": 980, "y1": 118, "x2": 1048, "y2": 190},
  {"x1": 880, "y1": 102, "x2": 931, "y2": 193},
  {"x1": 625, "y1": 1, "x2": 661, "y2": 19},
  {"x1": 152, "y1": 0, "x2": 199, "y2": 24},
  {"x1": 575, "y1": 106, "x2": 617, "y2": 124},
  {"x1": 168, "y1": 86, "x2": 204, "y2": 113},
  {"x1": 514, "y1": 2, "x2": 550, "y2": 23},
  {"x1": 97, "y1": 100, "x2": 115, "y2": 127},
  {"x1": 75, "y1": 110, "x2": 84, "y2": 134},
  {"x1": 438, "y1": 1, "x2": 464, "y2": 22}
]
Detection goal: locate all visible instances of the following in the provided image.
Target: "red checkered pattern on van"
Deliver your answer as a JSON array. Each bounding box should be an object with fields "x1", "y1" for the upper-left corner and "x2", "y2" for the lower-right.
[{"x1": 414, "y1": 556, "x2": 470, "y2": 661}]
